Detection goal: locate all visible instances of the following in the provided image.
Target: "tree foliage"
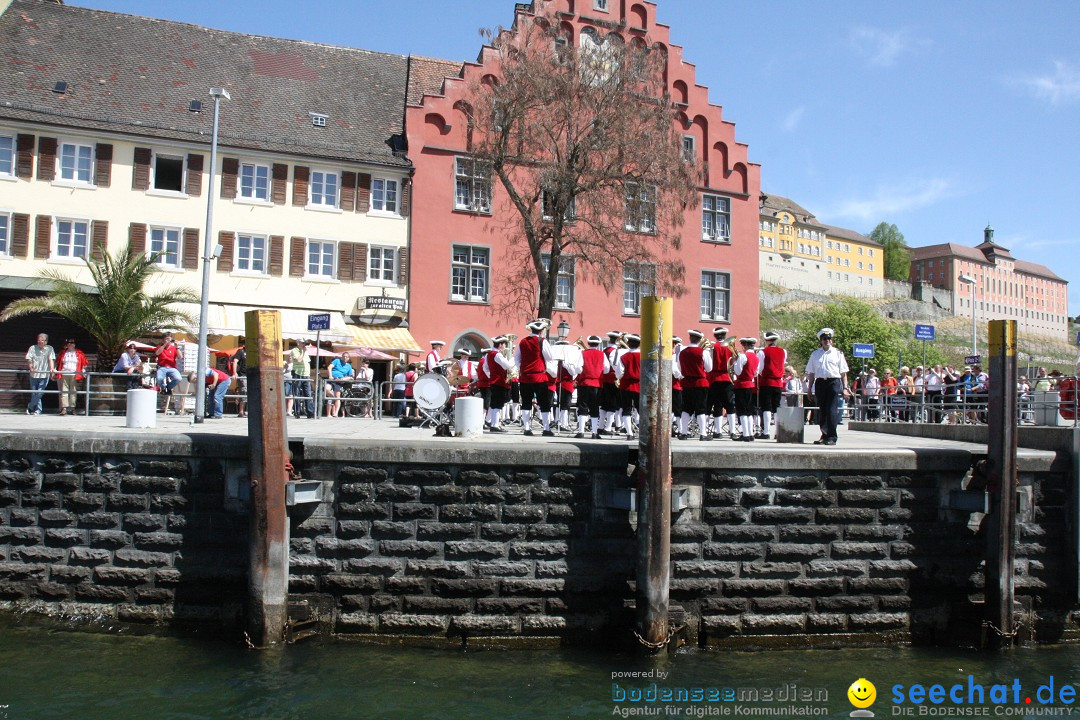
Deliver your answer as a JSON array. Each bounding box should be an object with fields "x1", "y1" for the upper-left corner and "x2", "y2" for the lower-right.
[
  {"x1": 789, "y1": 298, "x2": 904, "y2": 372},
  {"x1": 0, "y1": 244, "x2": 199, "y2": 371},
  {"x1": 869, "y1": 221, "x2": 912, "y2": 281},
  {"x1": 464, "y1": 10, "x2": 697, "y2": 321}
]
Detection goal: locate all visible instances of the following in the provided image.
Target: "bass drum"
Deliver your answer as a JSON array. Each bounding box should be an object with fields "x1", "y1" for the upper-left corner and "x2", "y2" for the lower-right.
[{"x1": 414, "y1": 373, "x2": 451, "y2": 411}]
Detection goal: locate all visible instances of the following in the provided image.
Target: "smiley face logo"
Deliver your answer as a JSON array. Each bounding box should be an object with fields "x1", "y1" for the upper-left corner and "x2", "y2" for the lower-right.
[{"x1": 847, "y1": 678, "x2": 876, "y2": 709}]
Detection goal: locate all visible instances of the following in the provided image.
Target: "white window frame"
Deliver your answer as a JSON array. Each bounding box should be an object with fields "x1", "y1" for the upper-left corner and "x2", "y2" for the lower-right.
[
  {"x1": 700, "y1": 270, "x2": 731, "y2": 322},
  {"x1": 238, "y1": 162, "x2": 271, "y2": 203},
  {"x1": 371, "y1": 177, "x2": 400, "y2": 215},
  {"x1": 235, "y1": 233, "x2": 268, "y2": 275},
  {"x1": 622, "y1": 261, "x2": 655, "y2": 316},
  {"x1": 702, "y1": 193, "x2": 731, "y2": 243},
  {"x1": 454, "y1": 157, "x2": 492, "y2": 214},
  {"x1": 148, "y1": 225, "x2": 182, "y2": 270},
  {"x1": 594, "y1": 0, "x2": 609, "y2": 10},
  {"x1": 53, "y1": 216, "x2": 90, "y2": 263},
  {"x1": 0, "y1": 134, "x2": 14, "y2": 179},
  {"x1": 450, "y1": 244, "x2": 491, "y2": 303},
  {"x1": 368, "y1": 245, "x2": 397, "y2": 284},
  {"x1": 149, "y1": 151, "x2": 187, "y2": 195},
  {"x1": 682, "y1": 135, "x2": 696, "y2": 164},
  {"x1": 541, "y1": 191, "x2": 576, "y2": 222},
  {"x1": 306, "y1": 239, "x2": 337, "y2": 279},
  {"x1": 57, "y1": 141, "x2": 94, "y2": 186},
  {"x1": 308, "y1": 169, "x2": 340, "y2": 209},
  {"x1": 542, "y1": 254, "x2": 576, "y2": 310},
  {"x1": 0, "y1": 210, "x2": 11, "y2": 257},
  {"x1": 625, "y1": 181, "x2": 657, "y2": 234}
]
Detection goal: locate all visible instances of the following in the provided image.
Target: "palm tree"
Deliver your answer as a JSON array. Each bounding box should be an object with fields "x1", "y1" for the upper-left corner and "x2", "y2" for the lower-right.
[{"x1": 0, "y1": 244, "x2": 199, "y2": 371}]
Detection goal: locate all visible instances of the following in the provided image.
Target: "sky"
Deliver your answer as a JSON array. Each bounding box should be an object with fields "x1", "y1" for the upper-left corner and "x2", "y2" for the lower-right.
[{"x1": 71, "y1": 1, "x2": 1080, "y2": 314}]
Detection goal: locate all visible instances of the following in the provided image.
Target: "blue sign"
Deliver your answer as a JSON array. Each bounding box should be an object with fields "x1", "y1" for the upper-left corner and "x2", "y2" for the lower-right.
[
  {"x1": 307, "y1": 313, "x2": 331, "y2": 331},
  {"x1": 965, "y1": 355, "x2": 981, "y2": 366},
  {"x1": 915, "y1": 324, "x2": 936, "y2": 341},
  {"x1": 852, "y1": 343, "x2": 875, "y2": 359}
]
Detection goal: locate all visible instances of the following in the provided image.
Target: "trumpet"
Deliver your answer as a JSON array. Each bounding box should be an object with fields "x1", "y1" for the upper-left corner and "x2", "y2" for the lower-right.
[
  {"x1": 616, "y1": 333, "x2": 630, "y2": 350},
  {"x1": 574, "y1": 336, "x2": 590, "y2": 351},
  {"x1": 699, "y1": 337, "x2": 714, "y2": 351}
]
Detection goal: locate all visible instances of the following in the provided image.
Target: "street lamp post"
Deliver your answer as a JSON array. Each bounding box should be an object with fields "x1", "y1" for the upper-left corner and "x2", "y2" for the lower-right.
[
  {"x1": 959, "y1": 273, "x2": 977, "y2": 357},
  {"x1": 194, "y1": 87, "x2": 231, "y2": 423}
]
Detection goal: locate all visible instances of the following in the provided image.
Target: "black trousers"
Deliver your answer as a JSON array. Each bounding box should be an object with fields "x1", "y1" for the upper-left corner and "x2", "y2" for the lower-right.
[
  {"x1": 577, "y1": 385, "x2": 600, "y2": 418},
  {"x1": 599, "y1": 383, "x2": 619, "y2": 412},
  {"x1": 707, "y1": 380, "x2": 735, "y2": 416},
  {"x1": 521, "y1": 382, "x2": 552, "y2": 412},
  {"x1": 671, "y1": 387, "x2": 683, "y2": 417},
  {"x1": 814, "y1": 377, "x2": 843, "y2": 441}
]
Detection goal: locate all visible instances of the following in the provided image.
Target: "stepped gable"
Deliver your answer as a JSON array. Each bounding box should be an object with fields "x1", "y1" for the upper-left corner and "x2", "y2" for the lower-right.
[{"x1": 0, "y1": 0, "x2": 411, "y2": 166}]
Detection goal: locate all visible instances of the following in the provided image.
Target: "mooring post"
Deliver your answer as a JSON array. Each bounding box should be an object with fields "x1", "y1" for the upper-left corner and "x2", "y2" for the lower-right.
[
  {"x1": 245, "y1": 309, "x2": 289, "y2": 647},
  {"x1": 984, "y1": 319, "x2": 1017, "y2": 649},
  {"x1": 636, "y1": 297, "x2": 672, "y2": 652}
]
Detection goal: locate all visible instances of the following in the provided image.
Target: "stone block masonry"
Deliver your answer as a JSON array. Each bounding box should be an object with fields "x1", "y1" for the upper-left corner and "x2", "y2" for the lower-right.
[{"x1": 0, "y1": 431, "x2": 1075, "y2": 649}]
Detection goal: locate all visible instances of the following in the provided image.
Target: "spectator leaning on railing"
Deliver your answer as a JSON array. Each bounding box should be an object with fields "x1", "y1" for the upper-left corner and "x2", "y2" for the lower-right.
[
  {"x1": 24, "y1": 333, "x2": 56, "y2": 415},
  {"x1": 55, "y1": 338, "x2": 89, "y2": 416},
  {"x1": 113, "y1": 343, "x2": 144, "y2": 390}
]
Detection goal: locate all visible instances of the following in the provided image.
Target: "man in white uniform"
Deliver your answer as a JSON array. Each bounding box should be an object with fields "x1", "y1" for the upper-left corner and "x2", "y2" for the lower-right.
[{"x1": 804, "y1": 327, "x2": 850, "y2": 446}]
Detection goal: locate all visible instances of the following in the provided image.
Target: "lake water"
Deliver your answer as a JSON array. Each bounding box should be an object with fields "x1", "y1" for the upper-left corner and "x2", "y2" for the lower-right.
[{"x1": 2, "y1": 618, "x2": 1079, "y2": 719}]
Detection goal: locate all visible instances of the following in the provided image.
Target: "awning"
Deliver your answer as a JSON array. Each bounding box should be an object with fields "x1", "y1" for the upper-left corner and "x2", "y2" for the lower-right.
[
  {"x1": 193, "y1": 304, "x2": 352, "y2": 342},
  {"x1": 341, "y1": 325, "x2": 423, "y2": 354}
]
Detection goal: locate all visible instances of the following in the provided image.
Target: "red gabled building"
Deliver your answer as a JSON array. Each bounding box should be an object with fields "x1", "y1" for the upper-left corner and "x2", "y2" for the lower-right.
[{"x1": 405, "y1": 0, "x2": 760, "y2": 354}]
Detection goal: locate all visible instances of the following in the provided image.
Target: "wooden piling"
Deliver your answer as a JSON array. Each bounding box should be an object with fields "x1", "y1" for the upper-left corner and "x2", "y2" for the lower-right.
[
  {"x1": 984, "y1": 319, "x2": 1017, "y2": 650},
  {"x1": 245, "y1": 310, "x2": 289, "y2": 647},
  {"x1": 636, "y1": 297, "x2": 672, "y2": 652}
]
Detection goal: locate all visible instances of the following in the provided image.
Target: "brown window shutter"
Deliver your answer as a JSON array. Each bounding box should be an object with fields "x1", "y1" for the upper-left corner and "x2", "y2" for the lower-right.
[
  {"x1": 355, "y1": 243, "x2": 368, "y2": 282},
  {"x1": 37, "y1": 137, "x2": 57, "y2": 181},
  {"x1": 340, "y1": 171, "x2": 357, "y2": 211},
  {"x1": 90, "y1": 220, "x2": 108, "y2": 262},
  {"x1": 289, "y1": 236, "x2": 306, "y2": 277},
  {"x1": 34, "y1": 215, "x2": 51, "y2": 258},
  {"x1": 400, "y1": 178, "x2": 411, "y2": 217},
  {"x1": 93, "y1": 143, "x2": 113, "y2": 187},
  {"x1": 186, "y1": 154, "x2": 204, "y2": 196},
  {"x1": 398, "y1": 247, "x2": 408, "y2": 287},
  {"x1": 182, "y1": 228, "x2": 199, "y2": 270},
  {"x1": 269, "y1": 235, "x2": 284, "y2": 276},
  {"x1": 132, "y1": 147, "x2": 152, "y2": 190},
  {"x1": 220, "y1": 157, "x2": 238, "y2": 199},
  {"x1": 16, "y1": 134, "x2": 34, "y2": 179},
  {"x1": 356, "y1": 173, "x2": 371, "y2": 212},
  {"x1": 271, "y1": 164, "x2": 288, "y2": 205},
  {"x1": 217, "y1": 231, "x2": 235, "y2": 273},
  {"x1": 128, "y1": 223, "x2": 147, "y2": 257},
  {"x1": 337, "y1": 242, "x2": 354, "y2": 282},
  {"x1": 292, "y1": 166, "x2": 309, "y2": 206},
  {"x1": 11, "y1": 213, "x2": 29, "y2": 257}
]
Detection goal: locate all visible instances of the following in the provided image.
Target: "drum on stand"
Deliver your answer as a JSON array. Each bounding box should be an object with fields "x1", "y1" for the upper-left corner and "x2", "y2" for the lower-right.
[{"x1": 414, "y1": 373, "x2": 451, "y2": 412}]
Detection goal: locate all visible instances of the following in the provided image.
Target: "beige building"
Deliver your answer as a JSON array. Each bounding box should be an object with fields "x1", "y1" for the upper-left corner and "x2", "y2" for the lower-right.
[
  {"x1": 0, "y1": 0, "x2": 425, "y2": 355},
  {"x1": 758, "y1": 194, "x2": 884, "y2": 297}
]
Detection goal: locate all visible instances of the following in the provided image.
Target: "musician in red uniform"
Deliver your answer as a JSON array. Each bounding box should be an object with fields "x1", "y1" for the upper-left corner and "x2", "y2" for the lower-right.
[
  {"x1": 453, "y1": 348, "x2": 477, "y2": 398},
  {"x1": 514, "y1": 320, "x2": 555, "y2": 436},
  {"x1": 678, "y1": 329, "x2": 713, "y2": 441},
  {"x1": 476, "y1": 344, "x2": 492, "y2": 417},
  {"x1": 706, "y1": 327, "x2": 737, "y2": 440},
  {"x1": 733, "y1": 337, "x2": 761, "y2": 441},
  {"x1": 614, "y1": 334, "x2": 642, "y2": 440},
  {"x1": 425, "y1": 340, "x2": 445, "y2": 374},
  {"x1": 575, "y1": 335, "x2": 609, "y2": 439},
  {"x1": 600, "y1": 330, "x2": 623, "y2": 435},
  {"x1": 482, "y1": 336, "x2": 514, "y2": 433},
  {"x1": 671, "y1": 336, "x2": 684, "y2": 429},
  {"x1": 552, "y1": 340, "x2": 581, "y2": 433},
  {"x1": 757, "y1": 331, "x2": 787, "y2": 440}
]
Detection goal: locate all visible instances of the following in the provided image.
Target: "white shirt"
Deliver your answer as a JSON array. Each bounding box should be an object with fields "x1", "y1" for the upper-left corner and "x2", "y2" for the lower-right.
[
  {"x1": 456, "y1": 360, "x2": 476, "y2": 381},
  {"x1": 926, "y1": 372, "x2": 943, "y2": 391},
  {"x1": 356, "y1": 366, "x2": 374, "y2": 382},
  {"x1": 805, "y1": 345, "x2": 849, "y2": 380},
  {"x1": 513, "y1": 333, "x2": 553, "y2": 367},
  {"x1": 672, "y1": 344, "x2": 684, "y2": 380},
  {"x1": 426, "y1": 349, "x2": 441, "y2": 373},
  {"x1": 481, "y1": 351, "x2": 515, "y2": 377},
  {"x1": 61, "y1": 350, "x2": 79, "y2": 373},
  {"x1": 614, "y1": 349, "x2": 639, "y2": 380}
]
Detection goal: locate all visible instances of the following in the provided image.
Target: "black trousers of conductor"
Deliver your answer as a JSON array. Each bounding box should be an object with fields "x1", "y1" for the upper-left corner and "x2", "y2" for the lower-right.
[{"x1": 814, "y1": 377, "x2": 843, "y2": 441}]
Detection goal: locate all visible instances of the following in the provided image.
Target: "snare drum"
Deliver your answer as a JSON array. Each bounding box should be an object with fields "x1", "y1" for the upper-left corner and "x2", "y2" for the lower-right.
[{"x1": 414, "y1": 373, "x2": 451, "y2": 411}]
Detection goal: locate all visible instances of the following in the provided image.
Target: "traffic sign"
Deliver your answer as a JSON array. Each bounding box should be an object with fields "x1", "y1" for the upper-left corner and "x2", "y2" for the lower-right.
[
  {"x1": 307, "y1": 313, "x2": 331, "y2": 331},
  {"x1": 852, "y1": 343, "x2": 875, "y2": 359},
  {"x1": 915, "y1": 324, "x2": 936, "y2": 341},
  {"x1": 965, "y1": 355, "x2": 981, "y2": 366}
]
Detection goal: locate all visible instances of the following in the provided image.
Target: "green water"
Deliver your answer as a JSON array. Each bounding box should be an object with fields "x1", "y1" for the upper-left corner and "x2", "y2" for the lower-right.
[{"x1": 2, "y1": 619, "x2": 1080, "y2": 719}]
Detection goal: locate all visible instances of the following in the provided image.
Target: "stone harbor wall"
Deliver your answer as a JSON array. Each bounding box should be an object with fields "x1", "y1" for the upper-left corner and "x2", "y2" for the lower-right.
[{"x1": 0, "y1": 431, "x2": 1074, "y2": 648}]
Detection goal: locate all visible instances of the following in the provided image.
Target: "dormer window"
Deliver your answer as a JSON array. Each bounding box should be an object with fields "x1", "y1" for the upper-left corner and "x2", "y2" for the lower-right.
[{"x1": 310, "y1": 113, "x2": 328, "y2": 128}]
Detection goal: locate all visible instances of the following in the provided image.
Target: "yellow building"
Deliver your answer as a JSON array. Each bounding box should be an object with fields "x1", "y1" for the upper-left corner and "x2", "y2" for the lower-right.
[{"x1": 759, "y1": 194, "x2": 883, "y2": 297}]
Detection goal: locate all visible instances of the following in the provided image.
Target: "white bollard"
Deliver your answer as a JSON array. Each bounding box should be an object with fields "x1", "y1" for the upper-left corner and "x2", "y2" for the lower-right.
[
  {"x1": 126, "y1": 388, "x2": 157, "y2": 428},
  {"x1": 454, "y1": 396, "x2": 484, "y2": 438},
  {"x1": 775, "y1": 406, "x2": 805, "y2": 444}
]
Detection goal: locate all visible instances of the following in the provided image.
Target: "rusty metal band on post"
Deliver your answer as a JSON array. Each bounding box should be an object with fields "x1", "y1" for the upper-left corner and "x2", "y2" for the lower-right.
[
  {"x1": 636, "y1": 296, "x2": 672, "y2": 650},
  {"x1": 985, "y1": 319, "x2": 1017, "y2": 649},
  {"x1": 245, "y1": 310, "x2": 289, "y2": 647}
]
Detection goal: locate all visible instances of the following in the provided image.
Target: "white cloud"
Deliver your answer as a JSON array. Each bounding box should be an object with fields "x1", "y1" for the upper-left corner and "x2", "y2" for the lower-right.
[
  {"x1": 826, "y1": 179, "x2": 952, "y2": 223},
  {"x1": 849, "y1": 25, "x2": 917, "y2": 67},
  {"x1": 1015, "y1": 60, "x2": 1080, "y2": 105},
  {"x1": 781, "y1": 106, "x2": 805, "y2": 132}
]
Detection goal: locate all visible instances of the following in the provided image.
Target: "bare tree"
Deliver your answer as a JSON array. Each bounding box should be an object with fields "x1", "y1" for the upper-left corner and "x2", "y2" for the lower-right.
[{"x1": 462, "y1": 9, "x2": 698, "y2": 321}]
